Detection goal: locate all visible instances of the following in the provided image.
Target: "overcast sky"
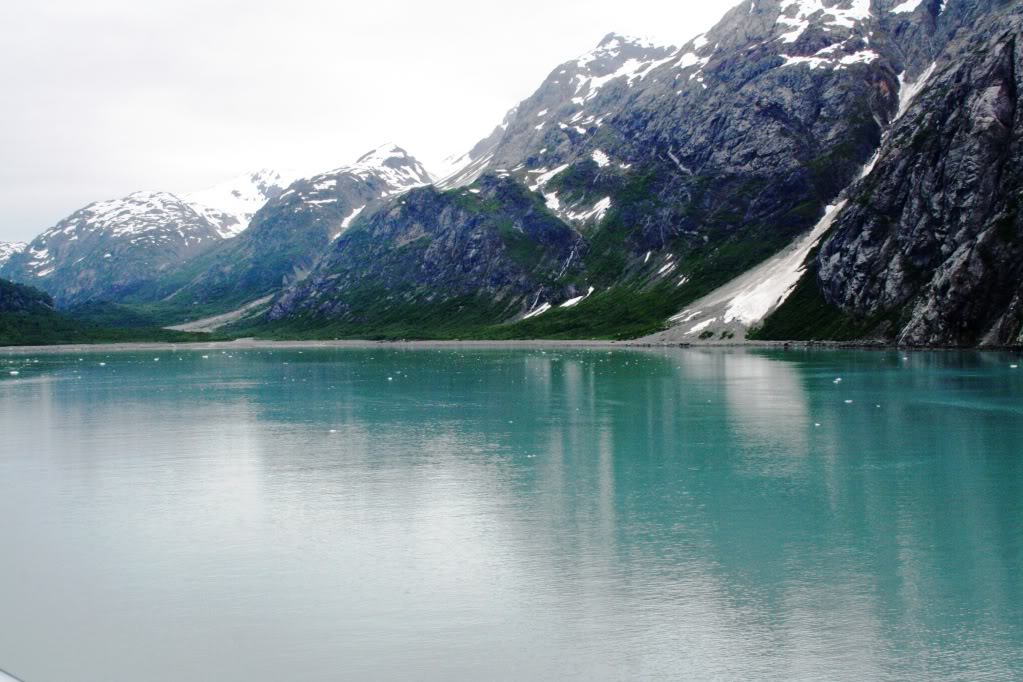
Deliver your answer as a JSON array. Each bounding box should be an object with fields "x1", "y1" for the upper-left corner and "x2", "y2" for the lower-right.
[{"x1": 0, "y1": 0, "x2": 741, "y2": 243}]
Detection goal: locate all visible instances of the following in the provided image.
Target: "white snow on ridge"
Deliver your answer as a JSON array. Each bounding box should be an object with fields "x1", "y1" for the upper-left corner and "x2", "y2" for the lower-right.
[
  {"x1": 528, "y1": 164, "x2": 570, "y2": 191},
  {"x1": 345, "y1": 143, "x2": 435, "y2": 188},
  {"x1": 677, "y1": 52, "x2": 710, "y2": 70},
  {"x1": 566, "y1": 197, "x2": 612, "y2": 223},
  {"x1": 782, "y1": 49, "x2": 879, "y2": 70},
  {"x1": 891, "y1": 0, "x2": 924, "y2": 14},
  {"x1": 0, "y1": 241, "x2": 26, "y2": 268},
  {"x1": 187, "y1": 168, "x2": 296, "y2": 239},
  {"x1": 776, "y1": 0, "x2": 872, "y2": 43},
  {"x1": 543, "y1": 193, "x2": 612, "y2": 224},
  {"x1": 61, "y1": 192, "x2": 213, "y2": 240}
]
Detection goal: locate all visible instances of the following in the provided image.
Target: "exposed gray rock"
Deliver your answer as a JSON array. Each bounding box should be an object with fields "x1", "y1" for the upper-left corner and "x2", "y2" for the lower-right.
[{"x1": 816, "y1": 2, "x2": 1023, "y2": 346}]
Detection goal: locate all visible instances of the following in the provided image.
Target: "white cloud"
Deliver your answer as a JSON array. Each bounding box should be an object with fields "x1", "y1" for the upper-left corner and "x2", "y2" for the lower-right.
[{"x1": 0, "y1": 0, "x2": 740, "y2": 242}]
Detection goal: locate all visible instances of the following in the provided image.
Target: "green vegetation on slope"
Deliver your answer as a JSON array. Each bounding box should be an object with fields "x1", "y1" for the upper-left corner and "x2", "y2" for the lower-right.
[{"x1": 0, "y1": 278, "x2": 204, "y2": 347}]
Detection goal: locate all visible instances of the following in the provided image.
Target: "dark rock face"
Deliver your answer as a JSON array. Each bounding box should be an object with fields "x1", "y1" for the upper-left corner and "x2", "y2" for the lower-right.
[
  {"x1": 269, "y1": 176, "x2": 584, "y2": 324},
  {"x1": 816, "y1": 2, "x2": 1023, "y2": 346},
  {"x1": 1, "y1": 192, "x2": 222, "y2": 307},
  {"x1": 439, "y1": 1, "x2": 910, "y2": 256},
  {"x1": 161, "y1": 145, "x2": 434, "y2": 311}
]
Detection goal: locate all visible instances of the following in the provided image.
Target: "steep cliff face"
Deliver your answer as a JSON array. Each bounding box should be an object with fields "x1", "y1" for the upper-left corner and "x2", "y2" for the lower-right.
[
  {"x1": 811, "y1": 3, "x2": 1022, "y2": 346},
  {"x1": 1, "y1": 192, "x2": 222, "y2": 307},
  {"x1": 267, "y1": 176, "x2": 584, "y2": 336}
]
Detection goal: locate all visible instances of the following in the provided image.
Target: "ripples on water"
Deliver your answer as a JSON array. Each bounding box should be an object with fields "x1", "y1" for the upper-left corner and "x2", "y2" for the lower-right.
[{"x1": 0, "y1": 348, "x2": 1020, "y2": 681}]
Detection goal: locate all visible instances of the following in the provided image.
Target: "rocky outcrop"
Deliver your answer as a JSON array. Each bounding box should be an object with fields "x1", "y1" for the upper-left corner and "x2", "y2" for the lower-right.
[{"x1": 815, "y1": 2, "x2": 1023, "y2": 346}]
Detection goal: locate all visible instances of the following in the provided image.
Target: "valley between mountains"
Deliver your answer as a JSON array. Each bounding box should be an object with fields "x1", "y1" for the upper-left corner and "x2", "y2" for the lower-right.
[{"x1": 3, "y1": 0, "x2": 1021, "y2": 348}]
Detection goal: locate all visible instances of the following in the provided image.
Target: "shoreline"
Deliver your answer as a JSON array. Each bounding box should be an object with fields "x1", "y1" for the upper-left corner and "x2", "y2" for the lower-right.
[{"x1": 1, "y1": 337, "x2": 1019, "y2": 355}]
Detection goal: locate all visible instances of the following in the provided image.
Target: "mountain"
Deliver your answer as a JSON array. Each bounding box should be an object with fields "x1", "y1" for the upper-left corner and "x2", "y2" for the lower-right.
[
  {"x1": 1, "y1": 192, "x2": 222, "y2": 307},
  {"x1": 0, "y1": 167, "x2": 292, "y2": 307},
  {"x1": 753, "y1": 0, "x2": 1023, "y2": 347},
  {"x1": 437, "y1": 33, "x2": 678, "y2": 190},
  {"x1": 7, "y1": 0, "x2": 1018, "y2": 347},
  {"x1": 157, "y1": 144, "x2": 434, "y2": 318},
  {"x1": 0, "y1": 242, "x2": 26, "y2": 268},
  {"x1": 264, "y1": 0, "x2": 994, "y2": 340},
  {"x1": 186, "y1": 169, "x2": 295, "y2": 238},
  {"x1": 265, "y1": 175, "x2": 584, "y2": 338}
]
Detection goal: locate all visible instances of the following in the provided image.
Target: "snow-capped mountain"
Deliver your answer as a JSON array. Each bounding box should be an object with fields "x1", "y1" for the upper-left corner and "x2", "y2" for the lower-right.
[
  {"x1": 160, "y1": 144, "x2": 435, "y2": 313},
  {"x1": 1, "y1": 191, "x2": 222, "y2": 306},
  {"x1": 186, "y1": 169, "x2": 295, "y2": 239},
  {"x1": 0, "y1": 241, "x2": 26, "y2": 269},
  {"x1": 437, "y1": 34, "x2": 678, "y2": 190},
  {"x1": 349, "y1": 144, "x2": 435, "y2": 187},
  {"x1": 267, "y1": 0, "x2": 1022, "y2": 344}
]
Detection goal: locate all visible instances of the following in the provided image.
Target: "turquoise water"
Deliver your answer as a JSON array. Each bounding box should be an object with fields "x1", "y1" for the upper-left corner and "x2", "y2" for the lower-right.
[{"x1": 0, "y1": 347, "x2": 1020, "y2": 681}]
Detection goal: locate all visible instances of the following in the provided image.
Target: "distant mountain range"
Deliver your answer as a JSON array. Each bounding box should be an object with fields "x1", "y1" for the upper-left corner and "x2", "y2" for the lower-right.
[{"x1": 2, "y1": 0, "x2": 1021, "y2": 347}]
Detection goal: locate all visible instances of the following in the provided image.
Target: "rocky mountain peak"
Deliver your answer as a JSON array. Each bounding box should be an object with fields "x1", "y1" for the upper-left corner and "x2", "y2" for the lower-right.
[
  {"x1": 342, "y1": 144, "x2": 435, "y2": 187},
  {"x1": 186, "y1": 168, "x2": 295, "y2": 239}
]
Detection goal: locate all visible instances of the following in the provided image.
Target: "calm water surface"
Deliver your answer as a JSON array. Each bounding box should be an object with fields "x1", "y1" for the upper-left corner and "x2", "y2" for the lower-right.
[{"x1": 0, "y1": 347, "x2": 1021, "y2": 681}]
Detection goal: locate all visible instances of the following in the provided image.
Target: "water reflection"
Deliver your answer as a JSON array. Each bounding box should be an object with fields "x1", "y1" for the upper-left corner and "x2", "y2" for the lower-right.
[{"x1": 0, "y1": 348, "x2": 1020, "y2": 681}]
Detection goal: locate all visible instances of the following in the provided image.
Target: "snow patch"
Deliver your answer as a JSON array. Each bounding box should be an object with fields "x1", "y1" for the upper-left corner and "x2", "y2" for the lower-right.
[{"x1": 891, "y1": 0, "x2": 923, "y2": 13}]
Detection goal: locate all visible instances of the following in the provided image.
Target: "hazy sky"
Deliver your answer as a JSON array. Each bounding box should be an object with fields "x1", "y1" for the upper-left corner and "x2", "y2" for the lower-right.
[{"x1": 0, "y1": 0, "x2": 741, "y2": 243}]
